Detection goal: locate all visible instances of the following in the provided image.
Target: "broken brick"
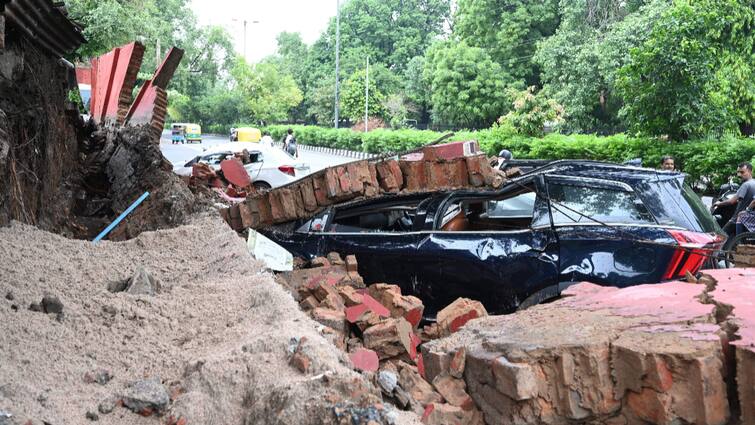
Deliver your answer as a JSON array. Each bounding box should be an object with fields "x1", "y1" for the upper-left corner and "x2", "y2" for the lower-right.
[
  {"x1": 363, "y1": 318, "x2": 406, "y2": 359},
  {"x1": 399, "y1": 160, "x2": 427, "y2": 192},
  {"x1": 310, "y1": 257, "x2": 330, "y2": 268},
  {"x1": 350, "y1": 348, "x2": 379, "y2": 372},
  {"x1": 338, "y1": 286, "x2": 364, "y2": 307},
  {"x1": 436, "y1": 298, "x2": 488, "y2": 336},
  {"x1": 398, "y1": 362, "x2": 443, "y2": 410},
  {"x1": 375, "y1": 160, "x2": 404, "y2": 192},
  {"x1": 449, "y1": 347, "x2": 466, "y2": 379},
  {"x1": 345, "y1": 255, "x2": 358, "y2": 273},
  {"x1": 311, "y1": 307, "x2": 348, "y2": 335},
  {"x1": 299, "y1": 295, "x2": 319, "y2": 311},
  {"x1": 431, "y1": 374, "x2": 475, "y2": 410},
  {"x1": 368, "y1": 283, "x2": 423, "y2": 328},
  {"x1": 298, "y1": 179, "x2": 319, "y2": 212}
]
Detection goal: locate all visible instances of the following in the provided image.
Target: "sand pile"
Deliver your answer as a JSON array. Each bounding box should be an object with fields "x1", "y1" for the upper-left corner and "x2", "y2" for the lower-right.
[{"x1": 0, "y1": 215, "x2": 415, "y2": 425}]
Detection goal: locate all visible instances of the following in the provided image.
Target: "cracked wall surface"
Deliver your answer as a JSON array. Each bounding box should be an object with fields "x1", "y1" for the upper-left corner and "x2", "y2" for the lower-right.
[{"x1": 422, "y1": 269, "x2": 755, "y2": 425}]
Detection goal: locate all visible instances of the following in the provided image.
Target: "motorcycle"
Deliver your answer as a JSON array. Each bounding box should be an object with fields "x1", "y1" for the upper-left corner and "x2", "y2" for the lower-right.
[{"x1": 711, "y1": 177, "x2": 740, "y2": 231}]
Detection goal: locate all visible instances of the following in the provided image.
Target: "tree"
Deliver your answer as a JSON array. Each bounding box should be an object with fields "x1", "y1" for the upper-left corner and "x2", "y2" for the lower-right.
[
  {"x1": 231, "y1": 59, "x2": 303, "y2": 124},
  {"x1": 340, "y1": 69, "x2": 386, "y2": 123},
  {"x1": 534, "y1": 0, "x2": 668, "y2": 133},
  {"x1": 616, "y1": 0, "x2": 755, "y2": 139},
  {"x1": 404, "y1": 56, "x2": 431, "y2": 123},
  {"x1": 423, "y1": 41, "x2": 510, "y2": 128},
  {"x1": 499, "y1": 86, "x2": 565, "y2": 137},
  {"x1": 453, "y1": 0, "x2": 560, "y2": 86}
]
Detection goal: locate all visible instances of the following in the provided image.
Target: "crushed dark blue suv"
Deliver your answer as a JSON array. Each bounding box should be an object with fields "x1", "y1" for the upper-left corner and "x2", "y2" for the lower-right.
[{"x1": 261, "y1": 160, "x2": 725, "y2": 316}]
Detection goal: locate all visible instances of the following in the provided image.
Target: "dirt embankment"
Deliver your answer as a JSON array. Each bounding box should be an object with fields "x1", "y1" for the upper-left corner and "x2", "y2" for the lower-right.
[
  {"x1": 0, "y1": 216, "x2": 411, "y2": 425},
  {"x1": 0, "y1": 29, "x2": 81, "y2": 234}
]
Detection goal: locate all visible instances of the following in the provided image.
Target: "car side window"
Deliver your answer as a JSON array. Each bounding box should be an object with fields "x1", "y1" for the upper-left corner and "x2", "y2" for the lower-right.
[
  {"x1": 201, "y1": 153, "x2": 228, "y2": 165},
  {"x1": 548, "y1": 183, "x2": 655, "y2": 225},
  {"x1": 250, "y1": 152, "x2": 263, "y2": 163}
]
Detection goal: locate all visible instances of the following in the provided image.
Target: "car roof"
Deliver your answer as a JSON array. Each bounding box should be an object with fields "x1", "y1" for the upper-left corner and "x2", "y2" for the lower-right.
[{"x1": 508, "y1": 160, "x2": 684, "y2": 186}]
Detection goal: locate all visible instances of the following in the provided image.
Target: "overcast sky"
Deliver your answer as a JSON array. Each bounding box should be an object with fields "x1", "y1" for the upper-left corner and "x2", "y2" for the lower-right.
[{"x1": 190, "y1": 0, "x2": 336, "y2": 63}]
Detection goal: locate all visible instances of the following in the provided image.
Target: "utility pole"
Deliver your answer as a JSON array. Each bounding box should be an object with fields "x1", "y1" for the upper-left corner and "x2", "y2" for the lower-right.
[
  {"x1": 365, "y1": 56, "x2": 369, "y2": 132},
  {"x1": 156, "y1": 38, "x2": 161, "y2": 67},
  {"x1": 243, "y1": 19, "x2": 247, "y2": 59},
  {"x1": 334, "y1": 0, "x2": 340, "y2": 129}
]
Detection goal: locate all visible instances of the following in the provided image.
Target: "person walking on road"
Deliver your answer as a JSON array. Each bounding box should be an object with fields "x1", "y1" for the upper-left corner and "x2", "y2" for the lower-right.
[
  {"x1": 713, "y1": 162, "x2": 755, "y2": 235},
  {"x1": 260, "y1": 131, "x2": 274, "y2": 148},
  {"x1": 283, "y1": 128, "x2": 298, "y2": 158}
]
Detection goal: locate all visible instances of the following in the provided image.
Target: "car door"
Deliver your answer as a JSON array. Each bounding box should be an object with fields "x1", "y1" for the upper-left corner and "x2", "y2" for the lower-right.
[
  {"x1": 544, "y1": 175, "x2": 678, "y2": 287},
  {"x1": 415, "y1": 179, "x2": 560, "y2": 316}
]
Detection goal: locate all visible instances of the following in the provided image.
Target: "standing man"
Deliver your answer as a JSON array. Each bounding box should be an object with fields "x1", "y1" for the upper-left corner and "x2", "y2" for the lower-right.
[
  {"x1": 660, "y1": 155, "x2": 675, "y2": 171},
  {"x1": 713, "y1": 162, "x2": 755, "y2": 235},
  {"x1": 260, "y1": 131, "x2": 274, "y2": 148}
]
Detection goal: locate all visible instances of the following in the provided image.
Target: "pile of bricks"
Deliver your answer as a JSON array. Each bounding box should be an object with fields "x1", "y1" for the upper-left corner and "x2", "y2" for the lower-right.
[
  {"x1": 222, "y1": 146, "x2": 520, "y2": 231},
  {"x1": 277, "y1": 253, "x2": 491, "y2": 424}
]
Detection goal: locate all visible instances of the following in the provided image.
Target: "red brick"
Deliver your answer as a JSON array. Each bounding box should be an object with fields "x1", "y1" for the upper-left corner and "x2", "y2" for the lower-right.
[
  {"x1": 345, "y1": 255, "x2": 358, "y2": 273},
  {"x1": 450, "y1": 347, "x2": 466, "y2": 379},
  {"x1": 312, "y1": 173, "x2": 331, "y2": 206},
  {"x1": 278, "y1": 188, "x2": 299, "y2": 220},
  {"x1": 368, "y1": 283, "x2": 424, "y2": 328},
  {"x1": 310, "y1": 257, "x2": 330, "y2": 268},
  {"x1": 432, "y1": 374, "x2": 475, "y2": 410},
  {"x1": 299, "y1": 179, "x2": 319, "y2": 212},
  {"x1": 465, "y1": 154, "x2": 494, "y2": 187},
  {"x1": 325, "y1": 167, "x2": 342, "y2": 198},
  {"x1": 311, "y1": 307, "x2": 348, "y2": 334},
  {"x1": 399, "y1": 363, "x2": 443, "y2": 408},
  {"x1": 376, "y1": 160, "x2": 404, "y2": 192},
  {"x1": 362, "y1": 294, "x2": 390, "y2": 318},
  {"x1": 399, "y1": 160, "x2": 427, "y2": 191},
  {"x1": 363, "y1": 318, "x2": 406, "y2": 359},
  {"x1": 299, "y1": 295, "x2": 319, "y2": 311},
  {"x1": 338, "y1": 286, "x2": 364, "y2": 306},
  {"x1": 366, "y1": 163, "x2": 381, "y2": 197},
  {"x1": 238, "y1": 202, "x2": 257, "y2": 228},
  {"x1": 346, "y1": 162, "x2": 367, "y2": 194},
  {"x1": 436, "y1": 298, "x2": 488, "y2": 336},
  {"x1": 491, "y1": 357, "x2": 538, "y2": 401},
  {"x1": 350, "y1": 348, "x2": 379, "y2": 372}
]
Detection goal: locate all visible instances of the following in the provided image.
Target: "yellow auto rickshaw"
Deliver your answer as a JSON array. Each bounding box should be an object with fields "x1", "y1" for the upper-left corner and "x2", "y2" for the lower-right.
[
  {"x1": 171, "y1": 123, "x2": 202, "y2": 144},
  {"x1": 233, "y1": 127, "x2": 261, "y2": 142}
]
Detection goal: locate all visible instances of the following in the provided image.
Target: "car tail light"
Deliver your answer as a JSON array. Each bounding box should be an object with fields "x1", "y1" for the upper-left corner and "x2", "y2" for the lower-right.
[
  {"x1": 278, "y1": 165, "x2": 295, "y2": 176},
  {"x1": 662, "y1": 230, "x2": 725, "y2": 280}
]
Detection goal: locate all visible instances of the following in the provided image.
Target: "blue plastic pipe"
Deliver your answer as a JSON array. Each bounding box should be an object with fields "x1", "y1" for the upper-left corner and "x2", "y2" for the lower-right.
[{"x1": 92, "y1": 191, "x2": 150, "y2": 244}]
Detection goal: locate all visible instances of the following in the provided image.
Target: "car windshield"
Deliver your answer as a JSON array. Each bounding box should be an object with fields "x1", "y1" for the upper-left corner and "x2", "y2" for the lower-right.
[{"x1": 548, "y1": 183, "x2": 656, "y2": 225}]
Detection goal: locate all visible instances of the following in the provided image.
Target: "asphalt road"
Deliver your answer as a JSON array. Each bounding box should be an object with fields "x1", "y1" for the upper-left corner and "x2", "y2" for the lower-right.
[{"x1": 160, "y1": 133, "x2": 353, "y2": 172}]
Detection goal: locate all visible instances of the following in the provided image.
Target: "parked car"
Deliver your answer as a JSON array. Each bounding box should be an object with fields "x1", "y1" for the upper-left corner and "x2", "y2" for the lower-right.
[
  {"x1": 261, "y1": 160, "x2": 725, "y2": 316},
  {"x1": 173, "y1": 142, "x2": 310, "y2": 189}
]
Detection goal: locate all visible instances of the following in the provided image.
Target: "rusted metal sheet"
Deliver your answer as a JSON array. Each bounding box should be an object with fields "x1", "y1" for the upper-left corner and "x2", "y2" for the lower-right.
[
  {"x1": 89, "y1": 42, "x2": 145, "y2": 125},
  {"x1": 2, "y1": 0, "x2": 85, "y2": 58}
]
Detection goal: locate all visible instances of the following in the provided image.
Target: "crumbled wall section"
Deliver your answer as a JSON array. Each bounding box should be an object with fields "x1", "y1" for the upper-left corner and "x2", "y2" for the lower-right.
[
  {"x1": 0, "y1": 30, "x2": 80, "y2": 233},
  {"x1": 423, "y1": 270, "x2": 755, "y2": 425},
  {"x1": 225, "y1": 153, "x2": 506, "y2": 231}
]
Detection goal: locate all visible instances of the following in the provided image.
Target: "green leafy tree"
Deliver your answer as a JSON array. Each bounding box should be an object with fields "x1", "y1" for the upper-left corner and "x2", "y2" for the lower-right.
[
  {"x1": 231, "y1": 59, "x2": 303, "y2": 124},
  {"x1": 423, "y1": 41, "x2": 510, "y2": 128},
  {"x1": 499, "y1": 86, "x2": 565, "y2": 137},
  {"x1": 340, "y1": 69, "x2": 386, "y2": 123},
  {"x1": 404, "y1": 56, "x2": 431, "y2": 122},
  {"x1": 616, "y1": 0, "x2": 755, "y2": 139},
  {"x1": 534, "y1": 0, "x2": 667, "y2": 133},
  {"x1": 453, "y1": 0, "x2": 560, "y2": 86}
]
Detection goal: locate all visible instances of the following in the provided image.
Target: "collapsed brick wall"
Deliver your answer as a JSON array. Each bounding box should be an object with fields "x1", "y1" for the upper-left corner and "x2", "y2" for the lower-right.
[
  {"x1": 422, "y1": 271, "x2": 755, "y2": 425},
  {"x1": 0, "y1": 28, "x2": 81, "y2": 234},
  {"x1": 224, "y1": 153, "x2": 511, "y2": 231}
]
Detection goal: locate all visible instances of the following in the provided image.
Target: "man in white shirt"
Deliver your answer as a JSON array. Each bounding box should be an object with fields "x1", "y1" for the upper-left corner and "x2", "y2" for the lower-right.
[{"x1": 260, "y1": 131, "x2": 274, "y2": 147}]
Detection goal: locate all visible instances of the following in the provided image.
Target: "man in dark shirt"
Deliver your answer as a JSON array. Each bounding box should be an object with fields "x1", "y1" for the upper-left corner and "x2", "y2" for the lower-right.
[{"x1": 714, "y1": 162, "x2": 755, "y2": 235}]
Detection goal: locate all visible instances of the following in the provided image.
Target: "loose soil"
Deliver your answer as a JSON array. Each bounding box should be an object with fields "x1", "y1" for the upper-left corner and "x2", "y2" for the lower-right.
[{"x1": 0, "y1": 214, "x2": 417, "y2": 425}]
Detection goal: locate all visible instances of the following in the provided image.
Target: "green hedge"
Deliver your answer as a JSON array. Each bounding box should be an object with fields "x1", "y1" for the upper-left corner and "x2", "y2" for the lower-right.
[{"x1": 259, "y1": 124, "x2": 754, "y2": 191}]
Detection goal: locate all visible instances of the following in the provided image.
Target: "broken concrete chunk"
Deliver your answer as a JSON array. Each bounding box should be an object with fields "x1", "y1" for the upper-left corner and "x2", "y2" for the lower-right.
[
  {"x1": 121, "y1": 378, "x2": 170, "y2": 415},
  {"x1": 449, "y1": 347, "x2": 466, "y2": 379},
  {"x1": 398, "y1": 362, "x2": 443, "y2": 411},
  {"x1": 422, "y1": 402, "x2": 484, "y2": 425},
  {"x1": 310, "y1": 257, "x2": 330, "y2": 268},
  {"x1": 436, "y1": 298, "x2": 488, "y2": 336},
  {"x1": 326, "y1": 252, "x2": 345, "y2": 266},
  {"x1": 125, "y1": 267, "x2": 161, "y2": 296},
  {"x1": 377, "y1": 370, "x2": 398, "y2": 394}
]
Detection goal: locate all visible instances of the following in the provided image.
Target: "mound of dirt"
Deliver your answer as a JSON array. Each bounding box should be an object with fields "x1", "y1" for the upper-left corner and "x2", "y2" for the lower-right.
[{"x1": 0, "y1": 215, "x2": 415, "y2": 425}]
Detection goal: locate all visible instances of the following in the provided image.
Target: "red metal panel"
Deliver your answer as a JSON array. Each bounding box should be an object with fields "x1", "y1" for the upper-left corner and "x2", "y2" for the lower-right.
[
  {"x1": 88, "y1": 42, "x2": 144, "y2": 124},
  {"x1": 75, "y1": 66, "x2": 91, "y2": 85}
]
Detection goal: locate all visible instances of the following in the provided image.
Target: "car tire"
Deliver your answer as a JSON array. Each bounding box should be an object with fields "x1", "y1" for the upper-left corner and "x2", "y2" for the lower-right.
[
  {"x1": 253, "y1": 181, "x2": 272, "y2": 190},
  {"x1": 517, "y1": 285, "x2": 560, "y2": 311}
]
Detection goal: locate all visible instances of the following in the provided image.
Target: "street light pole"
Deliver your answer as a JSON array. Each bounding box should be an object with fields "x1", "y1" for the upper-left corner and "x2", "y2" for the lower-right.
[
  {"x1": 365, "y1": 56, "x2": 369, "y2": 132},
  {"x1": 334, "y1": 0, "x2": 340, "y2": 129}
]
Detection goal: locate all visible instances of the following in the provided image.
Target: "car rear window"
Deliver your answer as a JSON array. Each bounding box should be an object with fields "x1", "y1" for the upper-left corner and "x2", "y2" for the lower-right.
[
  {"x1": 548, "y1": 184, "x2": 656, "y2": 225},
  {"x1": 638, "y1": 178, "x2": 720, "y2": 233}
]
